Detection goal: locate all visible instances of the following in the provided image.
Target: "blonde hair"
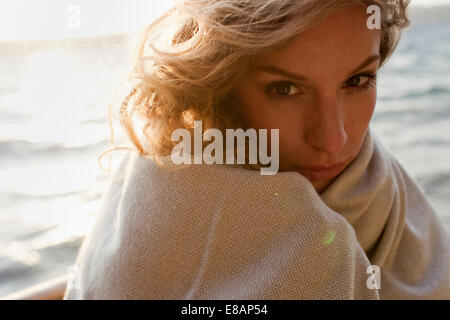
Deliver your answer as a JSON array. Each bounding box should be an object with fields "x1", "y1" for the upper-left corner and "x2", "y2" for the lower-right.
[{"x1": 107, "y1": 0, "x2": 410, "y2": 169}]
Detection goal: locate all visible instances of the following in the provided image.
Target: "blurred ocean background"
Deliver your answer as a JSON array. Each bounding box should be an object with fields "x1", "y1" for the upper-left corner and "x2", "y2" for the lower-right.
[{"x1": 0, "y1": 2, "x2": 449, "y2": 297}]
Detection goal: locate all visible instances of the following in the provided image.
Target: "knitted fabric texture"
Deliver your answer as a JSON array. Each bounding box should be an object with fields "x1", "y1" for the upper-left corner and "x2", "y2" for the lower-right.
[{"x1": 64, "y1": 126, "x2": 450, "y2": 299}]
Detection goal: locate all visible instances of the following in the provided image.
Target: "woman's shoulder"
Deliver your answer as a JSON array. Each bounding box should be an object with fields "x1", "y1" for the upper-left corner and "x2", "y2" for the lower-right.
[{"x1": 66, "y1": 150, "x2": 377, "y2": 299}]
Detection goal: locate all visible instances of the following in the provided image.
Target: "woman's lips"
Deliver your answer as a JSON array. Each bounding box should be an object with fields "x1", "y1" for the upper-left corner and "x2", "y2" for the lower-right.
[{"x1": 295, "y1": 162, "x2": 347, "y2": 181}]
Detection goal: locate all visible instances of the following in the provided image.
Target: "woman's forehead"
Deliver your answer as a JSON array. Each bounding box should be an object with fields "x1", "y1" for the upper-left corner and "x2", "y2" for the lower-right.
[{"x1": 250, "y1": 6, "x2": 381, "y2": 78}]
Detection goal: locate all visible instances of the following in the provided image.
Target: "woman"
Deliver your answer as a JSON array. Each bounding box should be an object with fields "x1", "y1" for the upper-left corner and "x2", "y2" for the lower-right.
[{"x1": 64, "y1": 0, "x2": 450, "y2": 299}]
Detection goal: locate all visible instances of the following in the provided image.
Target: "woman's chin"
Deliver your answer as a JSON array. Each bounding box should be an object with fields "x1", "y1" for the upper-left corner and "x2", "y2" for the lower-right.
[{"x1": 311, "y1": 179, "x2": 331, "y2": 194}]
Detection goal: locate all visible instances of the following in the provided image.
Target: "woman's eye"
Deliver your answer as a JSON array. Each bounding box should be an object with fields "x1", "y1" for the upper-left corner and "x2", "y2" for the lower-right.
[
  {"x1": 274, "y1": 83, "x2": 299, "y2": 96},
  {"x1": 267, "y1": 82, "x2": 301, "y2": 98},
  {"x1": 345, "y1": 74, "x2": 376, "y2": 88}
]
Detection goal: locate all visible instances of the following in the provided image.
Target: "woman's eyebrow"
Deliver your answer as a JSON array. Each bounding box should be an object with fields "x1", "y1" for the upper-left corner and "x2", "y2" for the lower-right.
[
  {"x1": 252, "y1": 65, "x2": 309, "y2": 82},
  {"x1": 349, "y1": 54, "x2": 381, "y2": 75},
  {"x1": 252, "y1": 54, "x2": 381, "y2": 81}
]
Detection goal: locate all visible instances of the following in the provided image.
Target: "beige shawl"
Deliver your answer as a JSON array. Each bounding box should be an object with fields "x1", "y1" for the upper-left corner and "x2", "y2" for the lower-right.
[{"x1": 64, "y1": 126, "x2": 450, "y2": 299}]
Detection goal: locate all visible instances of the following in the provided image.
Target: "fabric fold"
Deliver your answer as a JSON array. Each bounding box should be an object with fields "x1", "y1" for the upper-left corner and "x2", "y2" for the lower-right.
[
  {"x1": 320, "y1": 128, "x2": 450, "y2": 299},
  {"x1": 64, "y1": 126, "x2": 450, "y2": 300}
]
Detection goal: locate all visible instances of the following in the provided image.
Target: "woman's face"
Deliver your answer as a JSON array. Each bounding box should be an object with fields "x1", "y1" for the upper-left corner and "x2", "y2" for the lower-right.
[{"x1": 234, "y1": 5, "x2": 381, "y2": 193}]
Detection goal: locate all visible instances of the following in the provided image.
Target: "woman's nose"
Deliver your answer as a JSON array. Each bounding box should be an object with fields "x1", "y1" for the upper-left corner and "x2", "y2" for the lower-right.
[{"x1": 305, "y1": 96, "x2": 348, "y2": 156}]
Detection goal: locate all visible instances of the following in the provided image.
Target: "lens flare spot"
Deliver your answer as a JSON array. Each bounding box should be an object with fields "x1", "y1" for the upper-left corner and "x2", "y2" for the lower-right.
[{"x1": 323, "y1": 230, "x2": 336, "y2": 246}]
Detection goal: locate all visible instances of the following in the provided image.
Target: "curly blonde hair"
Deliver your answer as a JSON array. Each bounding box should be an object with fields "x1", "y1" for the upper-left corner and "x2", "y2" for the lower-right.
[{"x1": 108, "y1": 0, "x2": 410, "y2": 169}]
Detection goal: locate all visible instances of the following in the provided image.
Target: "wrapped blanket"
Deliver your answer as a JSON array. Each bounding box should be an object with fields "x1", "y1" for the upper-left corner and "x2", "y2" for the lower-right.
[{"x1": 64, "y1": 126, "x2": 450, "y2": 299}]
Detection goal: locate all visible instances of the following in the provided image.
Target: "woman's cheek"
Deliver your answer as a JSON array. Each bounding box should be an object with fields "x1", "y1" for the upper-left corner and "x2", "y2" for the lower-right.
[
  {"x1": 363, "y1": 90, "x2": 378, "y2": 123},
  {"x1": 346, "y1": 90, "x2": 377, "y2": 127}
]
